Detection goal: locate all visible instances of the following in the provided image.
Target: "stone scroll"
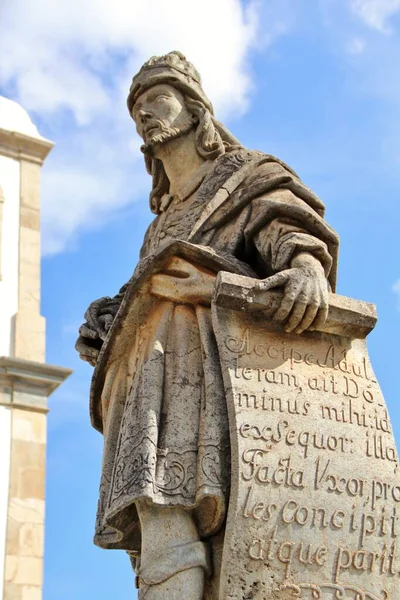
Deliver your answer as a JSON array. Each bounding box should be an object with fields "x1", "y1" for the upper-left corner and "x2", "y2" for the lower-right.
[{"x1": 212, "y1": 272, "x2": 400, "y2": 600}]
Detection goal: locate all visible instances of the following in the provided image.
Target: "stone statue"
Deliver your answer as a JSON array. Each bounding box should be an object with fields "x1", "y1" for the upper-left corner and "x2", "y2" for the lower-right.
[{"x1": 76, "y1": 52, "x2": 399, "y2": 599}]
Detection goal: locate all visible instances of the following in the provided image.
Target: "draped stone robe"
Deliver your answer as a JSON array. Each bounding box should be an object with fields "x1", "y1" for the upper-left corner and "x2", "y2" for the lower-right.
[{"x1": 90, "y1": 147, "x2": 339, "y2": 557}]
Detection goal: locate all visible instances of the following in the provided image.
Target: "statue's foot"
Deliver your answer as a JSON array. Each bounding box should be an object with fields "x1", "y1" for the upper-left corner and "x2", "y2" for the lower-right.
[
  {"x1": 138, "y1": 566, "x2": 204, "y2": 599},
  {"x1": 135, "y1": 502, "x2": 209, "y2": 599}
]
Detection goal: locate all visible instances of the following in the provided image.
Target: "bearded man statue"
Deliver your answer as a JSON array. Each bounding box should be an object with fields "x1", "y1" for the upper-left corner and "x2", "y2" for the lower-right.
[{"x1": 75, "y1": 51, "x2": 339, "y2": 599}]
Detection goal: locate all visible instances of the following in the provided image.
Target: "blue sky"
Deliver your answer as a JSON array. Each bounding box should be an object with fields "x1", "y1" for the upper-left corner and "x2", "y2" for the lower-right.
[{"x1": 1, "y1": 0, "x2": 400, "y2": 598}]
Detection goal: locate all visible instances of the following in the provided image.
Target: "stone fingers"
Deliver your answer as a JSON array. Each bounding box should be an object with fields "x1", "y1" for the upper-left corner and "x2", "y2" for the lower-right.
[
  {"x1": 283, "y1": 280, "x2": 313, "y2": 333},
  {"x1": 81, "y1": 355, "x2": 97, "y2": 367},
  {"x1": 271, "y1": 272, "x2": 303, "y2": 325},
  {"x1": 75, "y1": 336, "x2": 99, "y2": 366},
  {"x1": 98, "y1": 314, "x2": 114, "y2": 339},
  {"x1": 84, "y1": 296, "x2": 112, "y2": 333},
  {"x1": 99, "y1": 303, "x2": 120, "y2": 318},
  {"x1": 308, "y1": 283, "x2": 329, "y2": 332},
  {"x1": 254, "y1": 271, "x2": 289, "y2": 292},
  {"x1": 310, "y1": 304, "x2": 329, "y2": 331},
  {"x1": 79, "y1": 322, "x2": 98, "y2": 339},
  {"x1": 292, "y1": 299, "x2": 319, "y2": 334},
  {"x1": 290, "y1": 280, "x2": 328, "y2": 334},
  {"x1": 258, "y1": 267, "x2": 331, "y2": 334}
]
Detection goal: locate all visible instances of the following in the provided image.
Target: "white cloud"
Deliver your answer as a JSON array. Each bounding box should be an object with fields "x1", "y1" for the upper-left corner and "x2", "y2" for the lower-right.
[
  {"x1": 351, "y1": 0, "x2": 400, "y2": 33},
  {"x1": 38, "y1": 106, "x2": 150, "y2": 255},
  {"x1": 42, "y1": 167, "x2": 125, "y2": 255},
  {"x1": 346, "y1": 37, "x2": 366, "y2": 54},
  {"x1": 0, "y1": 0, "x2": 260, "y2": 123},
  {"x1": 0, "y1": 0, "x2": 288, "y2": 255}
]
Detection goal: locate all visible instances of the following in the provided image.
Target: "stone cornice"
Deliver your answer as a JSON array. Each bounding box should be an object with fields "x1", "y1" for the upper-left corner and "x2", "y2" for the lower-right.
[
  {"x1": 0, "y1": 128, "x2": 54, "y2": 165},
  {"x1": 0, "y1": 356, "x2": 72, "y2": 411}
]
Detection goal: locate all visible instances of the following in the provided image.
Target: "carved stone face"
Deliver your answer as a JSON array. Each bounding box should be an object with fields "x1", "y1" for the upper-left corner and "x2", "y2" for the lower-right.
[{"x1": 131, "y1": 83, "x2": 193, "y2": 147}]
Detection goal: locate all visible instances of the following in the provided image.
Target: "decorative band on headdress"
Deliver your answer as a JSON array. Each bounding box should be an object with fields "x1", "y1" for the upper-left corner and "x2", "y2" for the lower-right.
[{"x1": 127, "y1": 51, "x2": 214, "y2": 116}]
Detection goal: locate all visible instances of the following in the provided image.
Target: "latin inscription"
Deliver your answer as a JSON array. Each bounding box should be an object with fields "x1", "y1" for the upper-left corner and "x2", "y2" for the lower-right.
[
  {"x1": 243, "y1": 486, "x2": 400, "y2": 542},
  {"x1": 247, "y1": 527, "x2": 400, "y2": 581},
  {"x1": 219, "y1": 321, "x2": 400, "y2": 596},
  {"x1": 226, "y1": 328, "x2": 376, "y2": 380},
  {"x1": 240, "y1": 420, "x2": 354, "y2": 457},
  {"x1": 233, "y1": 359, "x2": 378, "y2": 405}
]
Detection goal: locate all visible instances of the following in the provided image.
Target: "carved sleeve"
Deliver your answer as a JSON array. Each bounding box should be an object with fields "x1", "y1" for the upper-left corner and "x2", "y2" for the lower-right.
[
  {"x1": 249, "y1": 189, "x2": 333, "y2": 278},
  {"x1": 254, "y1": 219, "x2": 332, "y2": 276}
]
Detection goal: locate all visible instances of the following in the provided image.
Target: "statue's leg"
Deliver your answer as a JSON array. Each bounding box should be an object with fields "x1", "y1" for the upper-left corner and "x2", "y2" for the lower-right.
[
  {"x1": 203, "y1": 528, "x2": 224, "y2": 600},
  {"x1": 135, "y1": 500, "x2": 210, "y2": 600}
]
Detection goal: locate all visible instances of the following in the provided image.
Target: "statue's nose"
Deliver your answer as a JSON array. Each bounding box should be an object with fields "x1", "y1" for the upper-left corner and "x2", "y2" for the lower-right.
[{"x1": 138, "y1": 109, "x2": 152, "y2": 122}]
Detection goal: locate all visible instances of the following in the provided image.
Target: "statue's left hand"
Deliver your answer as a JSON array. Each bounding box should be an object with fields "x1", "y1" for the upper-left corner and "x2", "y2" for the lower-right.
[{"x1": 254, "y1": 253, "x2": 329, "y2": 334}]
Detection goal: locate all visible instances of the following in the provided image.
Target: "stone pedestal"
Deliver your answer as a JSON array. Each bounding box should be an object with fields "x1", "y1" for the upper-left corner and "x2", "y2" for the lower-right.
[{"x1": 212, "y1": 272, "x2": 399, "y2": 600}]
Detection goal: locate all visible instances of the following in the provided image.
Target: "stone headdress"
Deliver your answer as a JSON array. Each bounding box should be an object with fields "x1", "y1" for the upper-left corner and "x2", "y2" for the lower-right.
[{"x1": 127, "y1": 51, "x2": 241, "y2": 149}]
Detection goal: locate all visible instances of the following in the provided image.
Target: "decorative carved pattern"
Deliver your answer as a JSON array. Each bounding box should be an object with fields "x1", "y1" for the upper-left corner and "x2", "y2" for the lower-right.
[
  {"x1": 194, "y1": 150, "x2": 250, "y2": 205},
  {"x1": 200, "y1": 445, "x2": 227, "y2": 486},
  {"x1": 277, "y1": 582, "x2": 388, "y2": 600},
  {"x1": 154, "y1": 448, "x2": 196, "y2": 496},
  {"x1": 110, "y1": 443, "x2": 228, "y2": 501}
]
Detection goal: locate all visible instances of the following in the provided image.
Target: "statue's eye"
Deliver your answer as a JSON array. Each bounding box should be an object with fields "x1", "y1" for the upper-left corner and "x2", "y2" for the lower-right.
[{"x1": 155, "y1": 94, "x2": 170, "y2": 101}]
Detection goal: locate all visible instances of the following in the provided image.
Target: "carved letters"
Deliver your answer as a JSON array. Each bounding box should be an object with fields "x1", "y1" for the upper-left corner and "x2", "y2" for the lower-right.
[{"x1": 214, "y1": 304, "x2": 400, "y2": 599}]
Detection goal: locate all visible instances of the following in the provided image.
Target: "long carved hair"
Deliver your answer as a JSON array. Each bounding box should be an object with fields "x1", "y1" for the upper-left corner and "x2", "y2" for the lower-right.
[{"x1": 144, "y1": 96, "x2": 232, "y2": 214}]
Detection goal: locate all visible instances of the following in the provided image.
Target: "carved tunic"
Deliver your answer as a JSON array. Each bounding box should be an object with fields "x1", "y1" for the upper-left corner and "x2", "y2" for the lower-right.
[{"x1": 93, "y1": 148, "x2": 339, "y2": 554}]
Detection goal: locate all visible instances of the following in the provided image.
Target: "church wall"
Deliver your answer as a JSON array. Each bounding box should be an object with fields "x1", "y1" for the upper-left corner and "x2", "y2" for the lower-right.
[
  {"x1": 3, "y1": 406, "x2": 46, "y2": 600},
  {"x1": 0, "y1": 405, "x2": 12, "y2": 600},
  {"x1": 0, "y1": 154, "x2": 20, "y2": 357},
  {"x1": 0, "y1": 99, "x2": 71, "y2": 600},
  {"x1": 13, "y1": 160, "x2": 45, "y2": 363}
]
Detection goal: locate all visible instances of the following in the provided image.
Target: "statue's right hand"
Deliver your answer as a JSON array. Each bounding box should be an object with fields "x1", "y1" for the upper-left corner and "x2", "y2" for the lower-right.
[
  {"x1": 75, "y1": 296, "x2": 121, "y2": 366},
  {"x1": 75, "y1": 326, "x2": 102, "y2": 367},
  {"x1": 84, "y1": 296, "x2": 118, "y2": 340}
]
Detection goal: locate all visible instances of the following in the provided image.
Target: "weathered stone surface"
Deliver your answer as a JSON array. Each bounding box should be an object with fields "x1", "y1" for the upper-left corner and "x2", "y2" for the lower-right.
[
  {"x1": 75, "y1": 51, "x2": 398, "y2": 599},
  {"x1": 5, "y1": 556, "x2": 42, "y2": 586},
  {"x1": 7, "y1": 519, "x2": 43, "y2": 558},
  {"x1": 3, "y1": 581, "x2": 22, "y2": 600},
  {"x1": 213, "y1": 272, "x2": 399, "y2": 599},
  {"x1": 21, "y1": 587, "x2": 42, "y2": 600},
  {"x1": 11, "y1": 409, "x2": 47, "y2": 445},
  {"x1": 8, "y1": 499, "x2": 45, "y2": 525}
]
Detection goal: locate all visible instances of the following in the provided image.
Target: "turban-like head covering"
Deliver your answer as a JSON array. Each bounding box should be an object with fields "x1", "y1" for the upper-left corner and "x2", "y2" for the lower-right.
[{"x1": 127, "y1": 51, "x2": 214, "y2": 115}]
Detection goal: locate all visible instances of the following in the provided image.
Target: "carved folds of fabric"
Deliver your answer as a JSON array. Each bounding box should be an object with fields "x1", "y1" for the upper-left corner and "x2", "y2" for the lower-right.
[
  {"x1": 94, "y1": 301, "x2": 229, "y2": 550},
  {"x1": 92, "y1": 148, "x2": 340, "y2": 553}
]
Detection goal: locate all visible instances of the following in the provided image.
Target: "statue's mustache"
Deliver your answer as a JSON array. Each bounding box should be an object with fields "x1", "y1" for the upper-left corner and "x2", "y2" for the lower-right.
[
  {"x1": 140, "y1": 117, "x2": 193, "y2": 156},
  {"x1": 143, "y1": 119, "x2": 166, "y2": 137}
]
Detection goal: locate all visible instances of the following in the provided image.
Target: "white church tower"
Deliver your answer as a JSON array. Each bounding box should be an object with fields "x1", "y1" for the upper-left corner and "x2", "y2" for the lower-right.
[{"x1": 0, "y1": 97, "x2": 71, "y2": 600}]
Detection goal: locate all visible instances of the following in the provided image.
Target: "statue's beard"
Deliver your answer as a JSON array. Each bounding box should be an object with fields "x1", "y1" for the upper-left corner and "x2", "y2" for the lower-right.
[{"x1": 140, "y1": 117, "x2": 194, "y2": 156}]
